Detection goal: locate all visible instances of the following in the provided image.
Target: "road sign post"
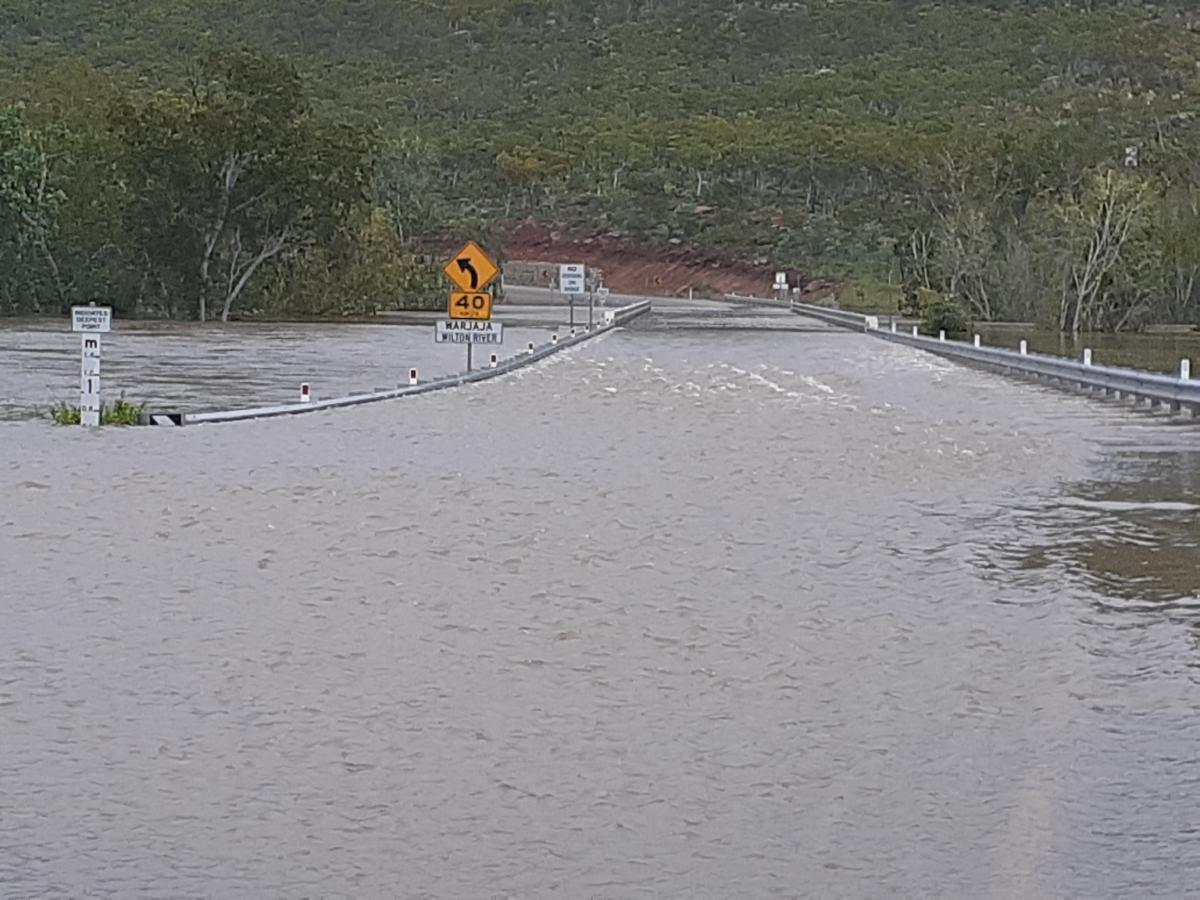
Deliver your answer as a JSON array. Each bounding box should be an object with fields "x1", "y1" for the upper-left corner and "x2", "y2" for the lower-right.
[
  {"x1": 72, "y1": 305, "x2": 112, "y2": 428},
  {"x1": 560, "y1": 263, "x2": 585, "y2": 330},
  {"x1": 443, "y1": 241, "x2": 501, "y2": 371}
]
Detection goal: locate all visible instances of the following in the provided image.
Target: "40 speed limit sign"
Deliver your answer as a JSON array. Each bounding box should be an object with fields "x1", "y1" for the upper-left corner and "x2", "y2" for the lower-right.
[{"x1": 448, "y1": 291, "x2": 493, "y2": 320}]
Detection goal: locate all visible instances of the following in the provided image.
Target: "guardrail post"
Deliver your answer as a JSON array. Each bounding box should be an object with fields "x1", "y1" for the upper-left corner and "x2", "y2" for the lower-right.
[
  {"x1": 938, "y1": 330, "x2": 946, "y2": 342},
  {"x1": 1182, "y1": 359, "x2": 1192, "y2": 381},
  {"x1": 1019, "y1": 340, "x2": 1028, "y2": 356},
  {"x1": 973, "y1": 334, "x2": 981, "y2": 348},
  {"x1": 1083, "y1": 348, "x2": 1093, "y2": 367}
]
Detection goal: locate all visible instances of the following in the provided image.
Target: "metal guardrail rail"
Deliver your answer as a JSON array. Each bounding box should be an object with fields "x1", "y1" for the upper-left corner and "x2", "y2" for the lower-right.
[
  {"x1": 787, "y1": 300, "x2": 1200, "y2": 414},
  {"x1": 726, "y1": 294, "x2": 882, "y2": 331},
  {"x1": 146, "y1": 300, "x2": 652, "y2": 426},
  {"x1": 787, "y1": 301, "x2": 879, "y2": 332}
]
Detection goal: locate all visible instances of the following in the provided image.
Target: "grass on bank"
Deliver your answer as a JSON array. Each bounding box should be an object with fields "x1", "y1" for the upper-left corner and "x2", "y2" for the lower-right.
[
  {"x1": 51, "y1": 396, "x2": 146, "y2": 425},
  {"x1": 836, "y1": 280, "x2": 903, "y2": 315}
]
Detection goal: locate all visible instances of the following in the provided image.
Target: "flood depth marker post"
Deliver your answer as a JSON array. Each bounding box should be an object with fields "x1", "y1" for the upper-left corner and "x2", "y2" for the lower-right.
[
  {"x1": 72, "y1": 304, "x2": 112, "y2": 428},
  {"x1": 443, "y1": 240, "x2": 501, "y2": 372}
]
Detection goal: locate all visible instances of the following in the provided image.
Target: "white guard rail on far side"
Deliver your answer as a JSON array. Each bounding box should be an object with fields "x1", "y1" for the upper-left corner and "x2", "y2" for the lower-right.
[{"x1": 786, "y1": 300, "x2": 1200, "y2": 414}]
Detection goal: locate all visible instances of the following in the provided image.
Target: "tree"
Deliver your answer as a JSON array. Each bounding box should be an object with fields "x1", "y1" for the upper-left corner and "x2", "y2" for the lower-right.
[
  {"x1": 6, "y1": 1, "x2": 1200, "y2": 328},
  {"x1": 1155, "y1": 180, "x2": 1200, "y2": 322},
  {"x1": 0, "y1": 105, "x2": 66, "y2": 312},
  {"x1": 1035, "y1": 170, "x2": 1155, "y2": 335},
  {"x1": 265, "y1": 206, "x2": 442, "y2": 317},
  {"x1": 112, "y1": 50, "x2": 375, "y2": 321}
]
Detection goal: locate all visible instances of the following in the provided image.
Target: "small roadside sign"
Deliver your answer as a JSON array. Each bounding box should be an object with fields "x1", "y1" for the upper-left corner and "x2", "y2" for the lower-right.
[
  {"x1": 72, "y1": 306, "x2": 112, "y2": 333},
  {"x1": 560, "y1": 263, "x2": 586, "y2": 295},
  {"x1": 444, "y1": 241, "x2": 500, "y2": 292},
  {"x1": 436, "y1": 319, "x2": 504, "y2": 344},
  {"x1": 449, "y1": 291, "x2": 493, "y2": 320}
]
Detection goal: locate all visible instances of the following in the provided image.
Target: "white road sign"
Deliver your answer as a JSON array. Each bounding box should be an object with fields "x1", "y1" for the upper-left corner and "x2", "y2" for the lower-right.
[
  {"x1": 436, "y1": 319, "x2": 505, "y2": 344},
  {"x1": 774, "y1": 272, "x2": 788, "y2": 288},
  {"x1": 72, "y1": 305, "x2": 112, "y2": 333},
  {"x1": 560, "y1": 263, "x2": 586, "y2": 296}
]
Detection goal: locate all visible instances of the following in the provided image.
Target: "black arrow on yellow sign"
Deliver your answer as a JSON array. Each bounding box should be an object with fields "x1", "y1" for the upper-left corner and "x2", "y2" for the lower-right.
[
  {"x1": 444, "y1": 241, "x2": 499, "y2": 292},
  {"x1": 457, "y1": 258, "x2": 479, "y2": 290}
]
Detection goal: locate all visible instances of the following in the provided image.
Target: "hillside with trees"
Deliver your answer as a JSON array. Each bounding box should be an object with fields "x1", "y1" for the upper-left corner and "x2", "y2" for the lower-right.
[{"x1": 4, "y1": 1, "x2": 1200, "y2": 329}]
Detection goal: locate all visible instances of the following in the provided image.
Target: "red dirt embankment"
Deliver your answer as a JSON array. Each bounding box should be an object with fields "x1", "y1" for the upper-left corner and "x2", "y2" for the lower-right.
[{"x1": 498, "y1": 222, "x2": 835, "y2": 300}]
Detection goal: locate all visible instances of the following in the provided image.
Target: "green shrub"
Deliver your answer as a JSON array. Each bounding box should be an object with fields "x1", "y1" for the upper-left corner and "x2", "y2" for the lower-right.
[
  {"x1": 51, "y1": 403, "x2": 81, "y2": 425},
  {"x1": 919, "y1": 290, "x2": 971, "y2": 336},
  {"x1": 843, "y1": 279, "x2": 902, "y2": 314},
  {"x1": 104, "y1": 397, "x2": 146, "y2": 425},
  {"x1": 50, "y1": 395, "x2": 146, "y2": 426}
]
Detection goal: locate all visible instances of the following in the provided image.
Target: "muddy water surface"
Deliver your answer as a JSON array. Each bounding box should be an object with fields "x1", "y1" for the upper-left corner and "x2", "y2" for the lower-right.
[{"x1": 2, "y1": 323, "x2": 1199, "y2": 897}]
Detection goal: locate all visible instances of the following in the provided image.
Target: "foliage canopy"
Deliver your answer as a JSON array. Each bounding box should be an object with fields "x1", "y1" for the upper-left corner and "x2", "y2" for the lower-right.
[{"x1": 4, "y1": 1, "x2": 1200, "y2": 326}]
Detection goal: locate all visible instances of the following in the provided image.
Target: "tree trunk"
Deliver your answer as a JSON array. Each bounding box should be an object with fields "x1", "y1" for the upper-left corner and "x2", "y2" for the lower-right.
[
  {"x1": 197, "y1": 269, "x2": 208, "y2": 323},
  {"x1": 220, "y1": 229, "x2": 290, "y2": 322},
  {"x1": 199, "y1": 154, "x2": 244, "y2": 323},
  {"x1": 22, "y1": 159, "x2": 70, "y2": 312},
  {"x1": 37, "y1": 238, "x2": 68, "y2": 312}
]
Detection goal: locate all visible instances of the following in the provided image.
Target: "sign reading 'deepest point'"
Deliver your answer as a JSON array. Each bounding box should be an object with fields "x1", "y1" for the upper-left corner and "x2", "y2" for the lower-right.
[{"x1": 72, "y1": 305, "x2": 112, "y2": 333}]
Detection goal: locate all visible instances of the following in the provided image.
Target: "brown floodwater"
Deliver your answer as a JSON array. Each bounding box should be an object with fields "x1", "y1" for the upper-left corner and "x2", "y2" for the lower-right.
[
  {"x1": 975, "y1": 325, "x2": 1200, "y2": 375},
  {"x1": 2, "y1": 309, "x2": 1199, "y2": 897},
  {"x1": 0, "y1": 319, "x2": 548, "y2": 422}
]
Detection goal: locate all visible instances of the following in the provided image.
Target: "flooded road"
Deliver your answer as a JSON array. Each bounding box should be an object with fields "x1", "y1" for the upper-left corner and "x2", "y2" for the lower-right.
[
  {"x1": 0, "y1": 319, "x2": 548, "y2": 421},
  {"x1": 2, "y1": 317, "x2": 1199, "y2": 897}
]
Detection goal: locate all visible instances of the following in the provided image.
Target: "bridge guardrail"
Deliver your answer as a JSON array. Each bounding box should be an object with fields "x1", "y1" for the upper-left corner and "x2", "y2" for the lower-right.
[
  {"x1": 788, "y1": 301, "x2": 879, "y2": 332},
  {"x1": 786, "y1": 300, "x2": 1200, "y2": 413},
  {"x1": 148, "y1": 300, "x2": 652, "y2": 426},
  {"x1": 611, "y1": 300, "x2": 652, "y2": 325}
]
